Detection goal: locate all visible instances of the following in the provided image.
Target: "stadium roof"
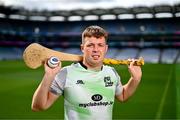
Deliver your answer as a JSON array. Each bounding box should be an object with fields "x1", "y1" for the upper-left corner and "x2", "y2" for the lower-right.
[
  {"x1": 0, "y1": 0, "x2": 179, "y2": 11},
  {"x1": 0, "y1": 0, "x2": 180, "y2": 21}
]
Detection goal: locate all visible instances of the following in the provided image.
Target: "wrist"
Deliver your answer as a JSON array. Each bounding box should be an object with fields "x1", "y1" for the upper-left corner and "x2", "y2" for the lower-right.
[
  {"x1": 131, "y1": 76, "x2": 141, "y2": 83},
  {"x1": 44, "y1": 72, "x2": 56, "y2": 81}
]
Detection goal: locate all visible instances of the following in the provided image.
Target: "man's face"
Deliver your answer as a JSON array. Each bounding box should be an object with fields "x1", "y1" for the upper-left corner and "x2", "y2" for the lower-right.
[{"x1": 81, "y1": 36, "x2": 108, "y2": 67}]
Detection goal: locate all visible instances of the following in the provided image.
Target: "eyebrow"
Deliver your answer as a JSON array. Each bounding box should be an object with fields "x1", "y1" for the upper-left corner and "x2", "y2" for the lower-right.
[{"x1": 86, "y1": 42, "x2": 106, "y2": 45}]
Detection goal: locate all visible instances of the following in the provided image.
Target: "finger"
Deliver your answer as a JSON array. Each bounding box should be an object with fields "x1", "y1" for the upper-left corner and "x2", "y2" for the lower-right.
[
  {"x1": 127, "y1": 58, "x2": 132, "y2": 66},
  {"x1": 129, "y1": 59, "x2": 135, "y2": 68},
  {"x1": 128, "y1": 58, "x2": 131, "y2": 62},
  {"x1": 43, "y1": 60, "x2": 48, "y2": 67},
  {"x1": 57, "y1": 61, "x2": 62, "y2": 68}
]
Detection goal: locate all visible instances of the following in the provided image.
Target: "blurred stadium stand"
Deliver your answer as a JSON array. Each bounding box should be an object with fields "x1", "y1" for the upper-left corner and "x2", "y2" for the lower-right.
[
  {"x1": 0, "y1": 4, "x2": 180, "y2": 63},
  {"x1": 115, "y1": 48, "x2": 139, "y2": 60},
  {"x1": 161, "y1": 49, "x2": 179, "y2": 63},
  {"x1": 0, "y1": 47, "x2": 22, "y2": 60},
  {"x1": 138, "y1": 48, "x2": 161, "y2": 63}
]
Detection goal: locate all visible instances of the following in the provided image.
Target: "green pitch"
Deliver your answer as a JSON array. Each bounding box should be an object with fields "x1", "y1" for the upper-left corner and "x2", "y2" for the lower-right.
[{"x1": 0, "y1": 60, "x2": 179, "y2": 119}]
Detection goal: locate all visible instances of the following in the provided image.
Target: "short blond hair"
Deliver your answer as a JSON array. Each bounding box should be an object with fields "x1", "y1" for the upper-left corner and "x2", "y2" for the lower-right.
[{"x1": 82, "y1": 25, "x2": 108, "y2": 44}]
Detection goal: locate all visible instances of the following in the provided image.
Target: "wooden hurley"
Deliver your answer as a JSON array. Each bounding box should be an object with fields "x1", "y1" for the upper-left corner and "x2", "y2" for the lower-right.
[{"x1": 23, "y1": 43, "x2": 144, "y2": 69}]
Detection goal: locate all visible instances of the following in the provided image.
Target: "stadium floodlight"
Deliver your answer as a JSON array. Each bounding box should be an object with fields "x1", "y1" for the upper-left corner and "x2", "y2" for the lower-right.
[
  {"x1": 49, "y1": 16, "x2": 65, "y2": 21},
  {"x1": 68, "y1": 16, "x2": 82, "y2": 21},
  {"x1": 0, "y1": 13, "x2": 6, "y2": 18},
  {"x1": 136, "y1": 13, "x2": 153, "y2": 19},
  {"x1": 100, "y1": 14, "x2": 116, "y2": 20},
  {"x1": 29, "y1": 16, "x2": 47, "y2": 21},
  {"x1": 155, "y1": 13, "x2": 173, "y2": 18},
  {"x1": 84, "y1": 15, "x2": 99, "y2": 21},
  {"x1": 175, "y1": 12, "x2": 180, "y2": 17},
  {"x1": 118, "y1": 14, "x2": 134, "y2": 19},
  {"x1": 9, "y1": 14, "x2": 26, "y2": 20}
]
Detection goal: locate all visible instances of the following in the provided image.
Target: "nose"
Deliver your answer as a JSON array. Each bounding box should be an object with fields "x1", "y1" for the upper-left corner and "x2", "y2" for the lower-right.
[{"x1": 93, "y1": 45, "x2": 99, "y2": 52}]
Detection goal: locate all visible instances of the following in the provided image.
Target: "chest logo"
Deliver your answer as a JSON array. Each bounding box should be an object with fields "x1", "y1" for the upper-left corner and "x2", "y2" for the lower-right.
[
  {"x1": 104, "y1": 76, "x2": 113, "y2": 87},
  {"x1": 76, "y1": 80, "x2": 84, "y2": 85},
  {"x1": 91, "y1": 94, "x2": 103, "y2": 101}
]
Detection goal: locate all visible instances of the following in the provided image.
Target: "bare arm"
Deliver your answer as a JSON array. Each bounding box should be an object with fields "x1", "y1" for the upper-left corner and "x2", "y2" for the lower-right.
[
  {"x1": 31, "y1": 62, "x2": 61, "y2": 111},
  {"x1": 116, "y1": 59, "x2": 142, "y2": 102}
]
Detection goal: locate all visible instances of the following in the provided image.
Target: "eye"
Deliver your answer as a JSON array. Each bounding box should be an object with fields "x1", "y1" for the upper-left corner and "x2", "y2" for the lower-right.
[
  {"x1": 86, "y1": 44, "x2": 94, "y2": 47},
  {"x1": 98, "y1": 43, "x2": 105, "y2": 47}
]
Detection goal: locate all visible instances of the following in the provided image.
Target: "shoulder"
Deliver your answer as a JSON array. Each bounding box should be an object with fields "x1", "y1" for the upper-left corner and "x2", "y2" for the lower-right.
[
  {"x1": 103, "y1": 65, "x2": 120, "y2": 79},
  {"x1": 59, "y1": 62, "x2": 78, "y2": 71},
  {"x1": 57, "y1": 62, "x2": 81, "y2": 75},
  {"x1": 55, "y1": 64, "x2": 72, "y2": 77},
  {"x1": 103, "y1": 65, "x2": 117, "y2": 73}
]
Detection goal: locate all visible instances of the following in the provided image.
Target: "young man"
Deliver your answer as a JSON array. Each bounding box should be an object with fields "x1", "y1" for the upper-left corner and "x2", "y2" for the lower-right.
[{"x1": 31, "y1": 25, "x2": 142, "y2": 120}]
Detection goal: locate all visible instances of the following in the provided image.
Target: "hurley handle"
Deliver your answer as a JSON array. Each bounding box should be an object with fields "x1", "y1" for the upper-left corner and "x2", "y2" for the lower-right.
[{"x1": 103, "y1": 57, "x2": 144, "y2": 66}]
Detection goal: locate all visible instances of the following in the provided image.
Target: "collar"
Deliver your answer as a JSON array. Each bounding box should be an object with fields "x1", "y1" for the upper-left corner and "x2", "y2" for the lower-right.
[{"x1": 79, "y1": 62, "x2": 103, "y2": 71}]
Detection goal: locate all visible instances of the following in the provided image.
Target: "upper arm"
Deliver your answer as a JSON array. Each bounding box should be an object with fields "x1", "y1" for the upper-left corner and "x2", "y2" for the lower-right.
[
  {"x1": 115, "y1": 87, "x2": 124, "y2": 102},
  {"x1": 44, "y1": 67, "x2": 67, "y2": 109},
  {"x1": 31, "y1": 90, "x2": 61, "y2": 111},
  {"x1": 50, "y1": 67, "x2": 67, "y2": 95},
  {"x1": 32, "y1": 68, "x2": 67, "y2": 111},
  {"x1": 111, "y1": 67, "x2": 124, "y2": 102},
  {"x1": 44, "y1": 91, "x2": 60, "y2": 110}
]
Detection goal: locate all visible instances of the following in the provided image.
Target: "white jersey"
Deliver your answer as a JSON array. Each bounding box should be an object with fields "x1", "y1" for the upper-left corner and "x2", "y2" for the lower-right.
[{"x1": 50, "y1": 62, "x2": 123, "y2": 120}]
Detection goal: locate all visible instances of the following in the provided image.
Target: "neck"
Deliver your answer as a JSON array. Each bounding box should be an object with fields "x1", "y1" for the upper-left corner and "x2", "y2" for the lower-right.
[{"x1": 82, "y1": 61, "x2": 103, "y2": 71}]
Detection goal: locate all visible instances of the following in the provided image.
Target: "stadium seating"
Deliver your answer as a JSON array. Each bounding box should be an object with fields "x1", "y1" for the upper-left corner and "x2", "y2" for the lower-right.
[
  {"x1": 177, "y1": 53, "x2": 180, "y2": 63},
  {"x1": 0, "y1": 18, "x2": 179, "y2": 35},
  {"x1": 115, "y1": 48, "x2": 139, "y2": 60},
  {"x1": 161, "y1": 49, "x2": 179, "y2": 64},
  {"x1": 138, "y1": 48, "x2": 160, "y2": 63},
  {"x1": 106, "y1": 48, "x2": 119, "y2": 58},
  {"x1": 0, "y1": 47, "x2": 22, "y2": 60},
  {"x1": 0, "y1": 46, "x2": 179, "y2": 64},
  {"x1": 0, "y1": 17, "x2": 180, "y2": 64},
  {"x1": 62, "y1": 48, "x2": 82, "y2": 55}
]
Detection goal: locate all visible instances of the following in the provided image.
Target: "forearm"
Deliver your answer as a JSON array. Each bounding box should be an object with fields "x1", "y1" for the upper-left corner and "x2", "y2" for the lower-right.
[
  {"x1": 116, "y1": 59, "x2": 142, "y2": 102},
  {"x1": 31, "y1": 73, "x2": 54, "y2": 111},
  {"x1": 123, "y1": 76, "x2": 141, "y2": 100},
  {"x1": 116, "y1": 76, "x2": 141, "y2": 102}
]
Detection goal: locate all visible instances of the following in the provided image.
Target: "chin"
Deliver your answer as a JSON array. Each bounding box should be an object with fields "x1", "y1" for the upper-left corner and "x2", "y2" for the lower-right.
[{"x1": 91, "y1": 59, "x2": 103, "y2": 64}]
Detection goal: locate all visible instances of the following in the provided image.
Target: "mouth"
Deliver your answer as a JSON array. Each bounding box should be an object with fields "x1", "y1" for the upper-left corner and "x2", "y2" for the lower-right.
[{"x1": 92, "y1": 55, "x2": 100, "y2": 60}]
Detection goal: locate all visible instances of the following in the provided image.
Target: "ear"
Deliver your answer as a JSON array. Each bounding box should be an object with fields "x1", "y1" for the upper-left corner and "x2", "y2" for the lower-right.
[
  {"x1": 105, "y1": 45, "x2": 108, "y2": 54},
  {"x1": 81, "y1": 44, "x2": 84, "y2": 53}
]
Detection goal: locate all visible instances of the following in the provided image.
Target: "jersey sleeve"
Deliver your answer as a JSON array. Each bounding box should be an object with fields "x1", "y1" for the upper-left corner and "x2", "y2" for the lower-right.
[
  {"x1": 50, "y1": 67, "x2": 67, "y2": 95},
  {"x1": 112, "y1": 68, "x2": 123, "y2": 96}
]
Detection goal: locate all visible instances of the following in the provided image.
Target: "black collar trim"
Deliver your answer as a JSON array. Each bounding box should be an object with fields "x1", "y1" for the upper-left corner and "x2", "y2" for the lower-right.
[
  {"x1": 79, "y1": 62, "x2": 103, "y2": 70},
  {"x1": 79, "y1": 62, "x2": 88, "y2": 70}
]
